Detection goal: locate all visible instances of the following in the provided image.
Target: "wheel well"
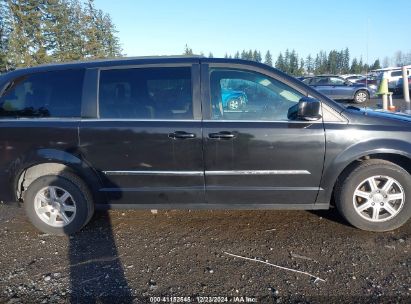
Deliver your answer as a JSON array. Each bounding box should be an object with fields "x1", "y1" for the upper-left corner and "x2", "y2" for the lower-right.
[
  {"x1": 331, "y1": 153, "x2": 411, "y2": 205},
  {"x1": 17, "y1": 163, "x2": 83, "y2": 201}
]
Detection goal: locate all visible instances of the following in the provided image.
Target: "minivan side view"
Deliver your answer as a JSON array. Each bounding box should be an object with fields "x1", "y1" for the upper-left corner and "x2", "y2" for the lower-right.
[{"x1": 0, "y1": 56, "x2": 410, "y2": 235}]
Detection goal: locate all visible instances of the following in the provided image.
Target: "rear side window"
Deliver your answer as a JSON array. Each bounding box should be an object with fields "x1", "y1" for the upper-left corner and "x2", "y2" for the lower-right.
[
  {"x1": 99, "y1": 67, "x2": 192, "y2": 119},
  {"x1": 391, "y1": 71, "x2": 402, "y2": 77},
  {"x1": 0, "y1": 70, "x2": 84, "y2": 118}
]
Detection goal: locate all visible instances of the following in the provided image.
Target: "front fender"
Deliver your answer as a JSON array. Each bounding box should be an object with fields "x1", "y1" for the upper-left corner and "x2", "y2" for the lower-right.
[{"x1": 317, "y1": 138, "x2": 411, "y2": 204}]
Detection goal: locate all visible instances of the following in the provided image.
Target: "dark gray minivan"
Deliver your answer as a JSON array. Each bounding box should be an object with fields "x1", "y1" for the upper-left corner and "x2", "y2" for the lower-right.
[{"x1": 0, "y1": 56, "x2": 410, "y2": 235}]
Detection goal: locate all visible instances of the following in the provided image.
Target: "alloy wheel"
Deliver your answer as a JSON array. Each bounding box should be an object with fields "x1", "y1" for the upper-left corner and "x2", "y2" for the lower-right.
[
  {"x1": 352, "y1": 175, "x2": 405, "y2": 222},
  {"x1": 34, "y1": 186, "x2": 77, "y2": 227},
  {"x1": 355, "y1": 92, "x2": 368, "y2": 103}
]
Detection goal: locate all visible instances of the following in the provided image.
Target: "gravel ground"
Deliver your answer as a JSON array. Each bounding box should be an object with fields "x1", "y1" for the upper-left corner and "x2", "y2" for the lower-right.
[{"x1": 0, "y1": 202, "x2": 410, "y2": 304}]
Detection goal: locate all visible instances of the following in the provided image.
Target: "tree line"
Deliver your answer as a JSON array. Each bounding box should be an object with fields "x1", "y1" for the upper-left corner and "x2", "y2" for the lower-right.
[
  {"x1": 184, "y1": 45, "x2": 382, "y2": 76},
  {"x1": 0, "y1": 0, "x2": 122, "y2": 72}
]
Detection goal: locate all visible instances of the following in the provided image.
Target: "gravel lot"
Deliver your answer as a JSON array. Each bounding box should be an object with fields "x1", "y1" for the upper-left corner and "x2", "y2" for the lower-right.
[{"x1": 0, "y1": 202, "x2": 410, "y2": 304}]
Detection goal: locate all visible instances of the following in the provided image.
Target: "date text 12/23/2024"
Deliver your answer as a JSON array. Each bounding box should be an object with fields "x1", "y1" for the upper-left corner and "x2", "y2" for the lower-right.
[{"x1": 149, "y1": 296, "x2": 258, "y2": 303}]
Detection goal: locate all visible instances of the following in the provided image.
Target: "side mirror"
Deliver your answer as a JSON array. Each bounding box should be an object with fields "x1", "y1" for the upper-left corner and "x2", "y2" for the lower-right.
[{"x1": 289, "y1": 97, "x2": 321, "y2": 121}]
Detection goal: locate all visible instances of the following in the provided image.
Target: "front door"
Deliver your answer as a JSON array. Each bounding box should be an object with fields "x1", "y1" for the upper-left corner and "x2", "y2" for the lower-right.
[
  {"x1": 327, "y1": 76, "x2": 352, "y2": 99},
  {"x1": 79, "y1": 64, "x2": 205, "y2": 206},
  {"x1": 201, "y1": 64, "x2": 325, "y2": 206},
  {"x1": 310, "y1": 77, "x2": 330, "y2": 97}
]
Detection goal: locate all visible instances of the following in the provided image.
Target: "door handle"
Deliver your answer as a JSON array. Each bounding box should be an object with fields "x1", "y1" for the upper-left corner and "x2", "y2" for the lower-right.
[
  {"x1": 168, "y1": 131, "x2": 196, "y2": 139},
  {"x1": 208, "y1": 131, "x2": 235, "y2": 139}
]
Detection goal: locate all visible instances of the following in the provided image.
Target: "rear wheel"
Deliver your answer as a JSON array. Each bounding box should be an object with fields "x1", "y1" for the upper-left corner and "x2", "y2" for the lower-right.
[
  {"x1": 354, "y1": 90, "x2": 369, "y2": 103},
  {"x1": 24, "y1": 173, "x2": 94, "y2": 235},
  {"x1": 335, "y1": 160, "x2": 411, "y2": 231}
]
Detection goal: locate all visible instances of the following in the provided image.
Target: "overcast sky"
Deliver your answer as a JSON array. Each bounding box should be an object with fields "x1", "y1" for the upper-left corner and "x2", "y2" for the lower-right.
[{"x1": 95, "y1": 0, "x2": 410, "y2": 63}]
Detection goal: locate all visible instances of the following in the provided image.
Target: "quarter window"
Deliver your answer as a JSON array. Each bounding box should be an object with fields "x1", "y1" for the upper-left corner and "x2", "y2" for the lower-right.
[
  {"x1": 209, "y1": 69, "x2": 304, "y2": 121},
  {"x1": 99, "y1": 67, "x2": 193, "y2": 119},
  {"x1": 0, "y1": 70, "x2": 84, "y2": 118}
]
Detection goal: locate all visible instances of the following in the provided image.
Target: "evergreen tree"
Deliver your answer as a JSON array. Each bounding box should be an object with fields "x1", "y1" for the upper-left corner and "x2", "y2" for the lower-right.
[
  {"x1": 208, "y1": 52, "x2": 213, "y2": 58},
  {"x1": 247, "y1": 49, "x2": 253, "y2": 60},
  {"x1": 45, "y1": 0, "x2": 86, "y2": 61},
  {"x1": 371, "y1": 59, "x2": 381, "y2": 70},
  {"x1": 358, "y1": 57, "x2": 364, "y2": 73},
  {"x1": 284, "y1": 49, "x2": 290, "y2": 73},
  {"x1": 83, "y1": 0, "x2": 122, "y2": 58},
  {"x1": 264, "y1": 50, "x2": 272, "y2": 66},
  {"x1": 0, "y1": 0, "x2": 11, "y2": 71},
  {"x1": 305, "y1": 54, "x2": 313, "y2": 74},
  {"x1": 343, "y1": 47, "x2": 350, "y2": 74},
  {"x1": 253, "y1": 49, "x2": 262, "y2": 62},
  {"x1": 275, "y1": 52, "x2": 285, "y2": 72},
  {"x1": 350, "y1": 58, "x2": 359, "y2": 73},
  {"x1": 234, "y1": 51, "x2": 240, "y2": 59},
  {"x1": 298, "y1": 58, "x2": 305, "y2": 76},
  {"x1": 289, "y1": 49, "x2": 299, "y2": 75},
  {"x1": 327, "y1": 50, "x2": 338, "y2": 74},
  {"x1": 183, "y1": 44, "x2": 193, "y2": 55},
  {"x1": 314, "y1": 54, "x2": 321, "y2": 74},
  {"x1": 3, "y1": 0, "x2": 122, "y2": 68},
  {"x1": 7, "y1": 0, "x2": 51, "y2": 67}
]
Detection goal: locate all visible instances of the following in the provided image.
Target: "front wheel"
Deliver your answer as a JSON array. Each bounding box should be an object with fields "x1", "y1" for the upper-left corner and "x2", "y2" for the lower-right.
[
  {"x1": 353, "y1": 90, "x2": 369, "y2": 103},
  {"x1": 24, "y1": 173, "x2": 94, "y2": 235},
  {"x1": 335, "y1": 160, "x2": 411, "y2": 231}
]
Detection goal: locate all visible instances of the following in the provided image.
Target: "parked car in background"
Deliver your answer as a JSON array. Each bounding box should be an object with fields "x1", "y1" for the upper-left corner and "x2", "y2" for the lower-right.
[
  {"x1": 221, "y1": 88, "x2": 248, "y2": 110},
  {"x1": 302, "y1": 75, "x2": 377, "y2": 103},
  {"x1": 394, "y1": 76, "x2": 411, "y2": 95},
  {"x1": 375, "y1": 67, "x2": 411, "y2": 91},
  {"x1": 356, "y1": 76, "x2": 378, "y2": 89}
]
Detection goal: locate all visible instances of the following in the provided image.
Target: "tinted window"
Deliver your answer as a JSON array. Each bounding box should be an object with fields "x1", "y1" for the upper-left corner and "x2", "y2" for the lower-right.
[
  {"x1": 99, "y1": 67, "x2": 192, "y2": 119},
  {"x1": 0, "y1": 70, "x2": 84, "y2": 118},
  {"x1": 209, "y1": 69, "x2": 304, "y2": 121},
  {"x1": 391, "y1": 71, "x2": 402, "y2": 77}
]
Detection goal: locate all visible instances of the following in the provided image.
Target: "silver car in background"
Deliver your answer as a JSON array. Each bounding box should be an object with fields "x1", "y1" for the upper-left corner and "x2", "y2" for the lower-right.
[{"x1": 302, "y1": 75, "x2": 377, "y2": 103}]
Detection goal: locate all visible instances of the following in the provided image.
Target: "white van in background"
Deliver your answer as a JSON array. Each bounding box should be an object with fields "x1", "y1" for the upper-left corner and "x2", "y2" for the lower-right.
[{"x1": 374, "y1": 66, "x2": 411, "y2": 90}]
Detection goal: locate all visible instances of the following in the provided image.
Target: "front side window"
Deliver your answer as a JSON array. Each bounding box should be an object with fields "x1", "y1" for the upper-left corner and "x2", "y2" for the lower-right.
[
  {"x1": 209, "y1": 69, "x2": 304, "y2": 121},
  {"x1": 0, "y1": 70, "x2": 84, "y2": 118},
  {"x1": 99, "y1": 67, "x2": 192, "y2": 119}
]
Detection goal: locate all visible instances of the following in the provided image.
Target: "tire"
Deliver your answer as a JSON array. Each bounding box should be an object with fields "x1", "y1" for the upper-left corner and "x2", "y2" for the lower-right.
[
  {"x1": 335, "y1": 159, "x2": 411, "y2": 231},
  {"x1": 24, "y1": 173, "x2": 94, "y2": 235},
  {"x1": 227, "y1": 98, "x2": 240, "y2": 110},
  {"x1": 353, "y1": 90, "x2": 369, "y2": 103}
]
